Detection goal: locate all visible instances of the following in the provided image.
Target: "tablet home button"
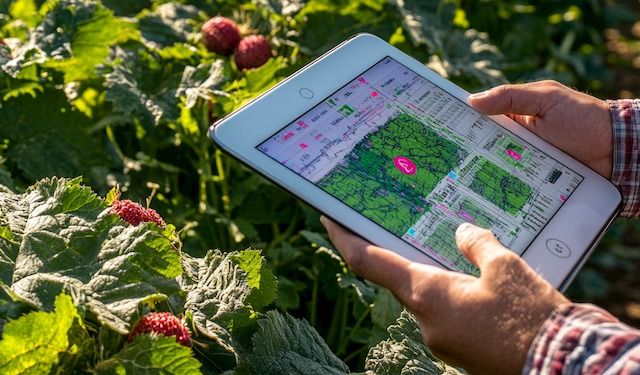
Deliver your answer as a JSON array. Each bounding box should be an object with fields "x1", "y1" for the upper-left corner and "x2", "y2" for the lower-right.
[
  {"x1": 545, "y1": 239, "x2": 571, "y2": 258},
  {"x1": 299, "y1": 88, "x2": 314, "y2": 99}
]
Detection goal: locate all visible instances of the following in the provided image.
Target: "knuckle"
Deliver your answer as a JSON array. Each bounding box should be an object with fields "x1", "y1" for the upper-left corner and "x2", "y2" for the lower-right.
[
  {"x1": 344, "y1": 247, "x2": 365, "y2": 274},
  {"x1": 405, "y1": 288, "x2": 426, "y2": 312},
  {"x1": 540, "y1": 79, "x2": 562, "y2": 88}
]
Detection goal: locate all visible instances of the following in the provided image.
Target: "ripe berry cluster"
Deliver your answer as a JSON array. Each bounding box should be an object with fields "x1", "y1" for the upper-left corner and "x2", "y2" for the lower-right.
[
  {"x1": 128, "y1": 312, "x2": 192, "y2": 347},
  {"x1": 110, "y1": 199, "x2": 166, "y2": 228},
  {"x1": 201, "y1": 16, "x2": 272, "y2": 70}
]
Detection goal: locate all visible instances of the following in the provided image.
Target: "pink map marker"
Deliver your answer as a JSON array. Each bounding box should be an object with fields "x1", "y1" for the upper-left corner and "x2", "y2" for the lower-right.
[
  {"x1": 393, "y1": 156, "x2": 417, "y2": 175},
  {"x1": 505, "y1": 149, "x2": 522, "y2": 161}
]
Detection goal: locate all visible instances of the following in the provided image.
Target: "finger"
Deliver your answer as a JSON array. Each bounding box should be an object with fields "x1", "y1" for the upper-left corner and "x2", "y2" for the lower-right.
[
  {"x1": 320, "y1": 216, "x2": 415, "y2": 294},
  {"x1": 468, "y1": 81, "x2": 563, "y2": 117},
  {"x1": 321, "y1": 216, "x2": 458, "y2": 311},
  {"x1": 455, "y1": 223, "x2": 510, "y2": 270}
]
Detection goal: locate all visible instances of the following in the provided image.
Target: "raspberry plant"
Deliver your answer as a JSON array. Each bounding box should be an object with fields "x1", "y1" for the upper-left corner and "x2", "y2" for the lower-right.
[{"x1": 0, "y1": 0, "x2": 629, "y2": 373}]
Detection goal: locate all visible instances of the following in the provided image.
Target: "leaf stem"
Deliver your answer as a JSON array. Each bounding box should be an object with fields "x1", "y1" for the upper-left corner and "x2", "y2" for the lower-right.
[
  {"x1": 310, "y1": 273, "x2": 319, "y2": 327},
  {"x1": 338, "y1": 303, "x2": 372, "y2": 355}
]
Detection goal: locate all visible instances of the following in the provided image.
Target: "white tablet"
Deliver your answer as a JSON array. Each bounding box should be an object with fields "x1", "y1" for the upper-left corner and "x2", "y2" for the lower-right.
[{"x1": 209, "y1": 33, "x2": 621, "y2": 290}]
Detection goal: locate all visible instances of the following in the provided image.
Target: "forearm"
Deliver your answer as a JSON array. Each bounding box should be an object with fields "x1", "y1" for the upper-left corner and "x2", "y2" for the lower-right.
[
  {"x1": 523, "y1": 303, "x2": 640, "y2": 374},
  {"x1": 609, "y1": 99, "x2": 640, "y2": 218}
]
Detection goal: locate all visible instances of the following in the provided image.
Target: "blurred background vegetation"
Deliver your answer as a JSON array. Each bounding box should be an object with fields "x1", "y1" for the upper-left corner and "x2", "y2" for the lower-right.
[{"x1": 2, "y1": 0, "x2": 640, "y2": 370}]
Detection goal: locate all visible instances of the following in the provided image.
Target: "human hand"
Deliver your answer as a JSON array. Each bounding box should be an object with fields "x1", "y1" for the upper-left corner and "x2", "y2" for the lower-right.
[
  {"x1": 321, "y1": 217, "x2": 568, "y2": 375},
  {"x1": 469, "y1": 80, "x2": 612, "y2": 178}
]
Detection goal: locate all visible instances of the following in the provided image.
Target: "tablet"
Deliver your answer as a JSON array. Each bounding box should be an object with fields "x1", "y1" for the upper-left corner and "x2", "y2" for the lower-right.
[{"x1": 210, "y1": 33, "x2": 621, "y2": 289}]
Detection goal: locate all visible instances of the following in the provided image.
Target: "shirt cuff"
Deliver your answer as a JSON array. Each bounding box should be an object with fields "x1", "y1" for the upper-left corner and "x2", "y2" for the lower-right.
[
  {"x1": 609, "y1": 99, "x2": 640, "y2": 218},
  {"x1": 522, "y1": 303, "x2": 632, "y2": 374}
]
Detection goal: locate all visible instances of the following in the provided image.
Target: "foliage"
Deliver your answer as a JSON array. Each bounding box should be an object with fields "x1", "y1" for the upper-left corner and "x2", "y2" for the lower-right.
[{"x1": 0, "y1": 0, "x2": 637, "y2": 372}]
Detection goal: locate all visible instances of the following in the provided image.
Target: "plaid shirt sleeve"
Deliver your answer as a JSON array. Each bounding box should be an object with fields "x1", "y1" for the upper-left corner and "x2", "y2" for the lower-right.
[
  {"x1": 522, "y1": 101, "x2": 640, "y2": 373},
  {"x1": 609, "y1": 99, "x2": 640, "y2": 218},
  {"x1": 523, "y1": 303, "x2": 640, "y2": 374}
]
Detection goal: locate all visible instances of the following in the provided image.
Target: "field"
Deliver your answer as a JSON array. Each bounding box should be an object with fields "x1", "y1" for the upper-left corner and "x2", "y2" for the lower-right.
[
  {"x1": 468, "y1": 159, "x2": 533, "y2": 215},
  {"x1": 1, "y1": 0, "x2": 640, "y2": 373},
  {"x1": 318, "y1": 112, "x2": 463, "y2": 236}
]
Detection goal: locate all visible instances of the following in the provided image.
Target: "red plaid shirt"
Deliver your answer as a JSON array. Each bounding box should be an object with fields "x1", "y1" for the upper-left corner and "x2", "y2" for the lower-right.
[{"x1": 523, "y1": 99, "x2": 640, "y2": 374}]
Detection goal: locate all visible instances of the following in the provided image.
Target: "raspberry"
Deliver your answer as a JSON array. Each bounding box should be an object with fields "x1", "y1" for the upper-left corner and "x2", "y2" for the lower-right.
[
  {"x1": 201, "y1": 16, "x2": 241, "y2": 56},
  {"x1": 128, "y1": 312, "x2": 192, "y2": 347},
  {"x1": 110, "y1": 199, "x2": 166, "y2": 228},
  {"x1": 143, "y1": 208, "x2": 166, "y2": 228},
  {"x1": 234, "y1": 35, "x2": 271, "y2": 70}
]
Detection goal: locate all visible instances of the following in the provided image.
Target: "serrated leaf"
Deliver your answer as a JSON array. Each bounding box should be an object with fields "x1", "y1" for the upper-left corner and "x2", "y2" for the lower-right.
[
  {"x1": 0, "y1": 293, "x2": 92, "y2": 375},
  {"x1": 0, "y1": 177, "x2": 183, "y2": 334},
  {"x1": 43, "y1": 1, "x2": 136, "y2": 82},
  {"x1": 95, "y1": 335, "x2": 202, "y2": 375},
  {"x1": 104, "y1": 186, "x2": 119, "y2": 205},
  {"x1": 177, "y1": 60, "x2": 227, "y2": 109},
  {"x1": 1, "y1": 81, "x2": 43, "y2": 101},
  {"x1": 104, "y1": 46, "x2": 182, "y2": 126},
  {"x1": 137, "y1": 3, "x2": 201, "y2": 50},
  {"x1": 235, "y1": 311, "x2": 349, "y2": 375},
  {"x1": 230, "y1": 250, "x2": 277, "y2": 308},
  {"x1": 365, "y1": 310, "x2": 463, "y2": 375},
  {"x1": 3, "y1": 0, "x2": 134, "y2": 80},
  {"x1": 179, "y1": 251, "x2": 246, "y2": 361}
]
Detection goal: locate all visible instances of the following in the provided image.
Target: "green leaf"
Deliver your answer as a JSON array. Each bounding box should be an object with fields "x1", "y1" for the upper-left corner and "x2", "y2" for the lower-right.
[
  {"x1": 43, "y1": 1, "x2": 136, "y2": 82},
  {"x1": 300, "y1": 230, "x2": 334, "y2": 250},
  {"x1": 0, "y1": 90, "x2": 110, "y2": 182},
  {"x1": 365, "y1": 310, "x2": 463, "y2": 375},
  {"x1": 104, "y1": 46, "x2": 183, "y2": 126},
  {"x1": 95, "y1": 335, "x2": 202, "y2": 375},
  {"x1": 176, "y1": 60, "x2": 227, "y2": 109},
  {"x1": 0, "y1": 226, "x2": 12, "y2": 242},
  {"x1": 0, "y1": 293, "x2": 92, "y2": 375},
  {"x1": 0, "y1": 284, "x2": 38, "y2": 333},
  {"x1": 137, "y1": 3, "x2": 202, "y2": 50},
  {"x1": 235, "y1": 311, "x2": 349, "y2": 375},
  {"x1": 231, "y1": 249, "x2": 277, "y2": 308},
  {"x1": 371, "y1": 288, "x2": 402, "y2": 329},
  {"x1": 3, "y1": 0, "x2": 134, "y2": 80},
  {"x1": 0, "y1": 177, "x2": 183, "y2": 334},
  {"x1": 104, "y1": 185, "x2": 119, "y2": 205},
  {"x1": 179, "y1": 251, "x2": 246, "y2": 356},
  {"x1": 337, "y1": 273, "x2": 375, "y2": 305},
  {"x1": 390, "y1": 0, "x2": 506, "y2": 89}
]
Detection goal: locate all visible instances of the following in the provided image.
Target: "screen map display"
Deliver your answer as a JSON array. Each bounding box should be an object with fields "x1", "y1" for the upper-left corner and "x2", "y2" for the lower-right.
[{"x1": 258, "y1": 57, "x2": 583, "y2": 274}]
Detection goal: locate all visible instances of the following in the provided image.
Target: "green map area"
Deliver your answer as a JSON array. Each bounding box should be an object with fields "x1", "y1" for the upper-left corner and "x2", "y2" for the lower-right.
[
  {"x1": 317, "y1": 112, "x2": 465, "y2": 236},
  {"x1": 423, "y1": 221, "x2": 479, "y2": 275},
  {"x1": 468, "y1": 159, "x2": 533, "y2": 215},
  {"x1": 457, "y1": 199, "x2": 495, "y2": 229}
]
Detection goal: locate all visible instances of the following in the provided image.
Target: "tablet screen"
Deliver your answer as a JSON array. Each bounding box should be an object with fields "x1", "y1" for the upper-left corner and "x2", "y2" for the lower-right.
[{"x1": 257, "y1": 56, "x2": 584, "y2": 274}]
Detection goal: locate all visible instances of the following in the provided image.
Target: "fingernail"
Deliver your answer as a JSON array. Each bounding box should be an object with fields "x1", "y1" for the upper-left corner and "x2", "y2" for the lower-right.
[
  {"x1": 456, "y1": 222, "x2": 476, "y2": 237},
  {"x1": 469, "y1": 91, "x2": 488, "y2": 99},
  {"x1": 320, "y1": 215, "x2": 328, "y2": 227}
]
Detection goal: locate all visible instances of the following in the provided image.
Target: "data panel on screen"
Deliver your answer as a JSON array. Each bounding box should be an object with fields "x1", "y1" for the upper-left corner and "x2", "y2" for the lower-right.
[{"x1": 257, "y1": 57, "x2": 583, "y2": 274}]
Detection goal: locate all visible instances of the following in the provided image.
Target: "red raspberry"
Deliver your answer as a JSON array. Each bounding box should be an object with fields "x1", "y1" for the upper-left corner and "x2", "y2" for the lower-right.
[
  {"x1": 111, "y1": 200, "x2": 166, "y2": 228},
  {"x1": 201, "y1": 16, "x2": 241, "y2": 56},
  {"x1": 234, "y1": 35, "x2": 271, "y2": 70},
  {"x1": 143, "y1": 207, "x2": 166, "y2": 228},
  {"x1": 128, "y1": 312, "x2": 192, "y2": 347}
]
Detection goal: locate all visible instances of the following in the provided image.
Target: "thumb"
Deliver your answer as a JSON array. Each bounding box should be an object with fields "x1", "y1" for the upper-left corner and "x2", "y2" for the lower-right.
[
  {"x1": 455, "y1": 223, "x2": 511, "y2": 270},
  {"x1": 468, "y1": 81, "x2": 560, "y2": 117}
]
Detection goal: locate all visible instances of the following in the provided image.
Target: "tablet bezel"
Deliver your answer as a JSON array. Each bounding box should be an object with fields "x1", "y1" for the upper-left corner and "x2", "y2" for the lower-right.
[{"x1": 209, "y1": 33, "x2": 621, "y2": 289}]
